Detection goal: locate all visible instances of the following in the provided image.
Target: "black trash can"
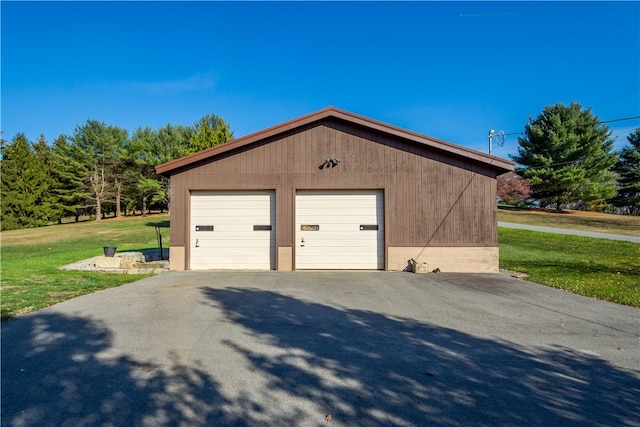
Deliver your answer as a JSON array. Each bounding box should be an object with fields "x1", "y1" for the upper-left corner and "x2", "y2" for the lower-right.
[{"x1": 103, "y1": 246, "x2": 117, "y2": 257}]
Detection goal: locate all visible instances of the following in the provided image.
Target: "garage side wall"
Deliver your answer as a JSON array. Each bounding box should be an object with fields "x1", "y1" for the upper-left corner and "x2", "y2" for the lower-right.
[{"x1": 168, "y1": 119, "x2": 500, "y2": 271}]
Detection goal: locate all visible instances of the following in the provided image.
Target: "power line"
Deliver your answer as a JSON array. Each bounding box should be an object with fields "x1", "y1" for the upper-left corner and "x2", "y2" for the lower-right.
[
  {"x1": 599, "y1": 115, "x2": 640, "y2": 124},
  {"x1": 490, "y1": 115, "x2": 640, "y2": 142},
  {"x1": 498, "y1": 114, "x2": 640, "y2": 170}
]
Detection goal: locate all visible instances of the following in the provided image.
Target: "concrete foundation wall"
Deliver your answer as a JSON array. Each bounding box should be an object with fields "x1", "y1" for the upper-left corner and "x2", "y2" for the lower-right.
[
  {"x1": 169, "y1": 245, "x2": 499, "y2": 272},
  {"x1": 169, "y1": 246, "x2": 186, "y2": 270},
  {"x1": 388, "y1": 247, "x2": 499, "y2": 273},
  {"x1": 278, "y1": 247, "x2": 293, "y2": 271}
]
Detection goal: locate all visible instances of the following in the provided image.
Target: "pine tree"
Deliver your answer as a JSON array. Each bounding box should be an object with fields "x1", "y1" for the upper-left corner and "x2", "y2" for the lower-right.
[
  {"x1": 70, "y1": 120, "x2": 128, "y2": 220},
  {"x1": 49, "y1": 135, "x2": 91, "y2": 222},
  {"x1": 130, "y1": 124, "x2": 194, "y2": 213},
  {"x1": 0, "y1": 134, "x2": 50, "y2": 229},
  {"x1": 610, "y1": 128, "x2": 640, "y2": 215},
  {"x1": 32, "y1": 135, "x2": 56, "y2": 220},
  {"x1": 512, "y1": 102, "x2": 617, "y2": 210}
]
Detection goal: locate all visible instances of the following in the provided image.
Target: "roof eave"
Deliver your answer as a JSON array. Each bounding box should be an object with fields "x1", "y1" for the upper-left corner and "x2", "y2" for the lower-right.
[
  {"x1": 156, "y1": 107, "x2": 337, "y2": 176},
  {"x1": 155, "y1": 106, "x2": 515, "y2": 176}
]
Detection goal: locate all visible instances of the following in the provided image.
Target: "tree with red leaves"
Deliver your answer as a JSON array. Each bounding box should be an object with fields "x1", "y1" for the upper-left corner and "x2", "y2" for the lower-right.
[{"x1": 497, "y1": 172, "x2": 532, "y2": 206}]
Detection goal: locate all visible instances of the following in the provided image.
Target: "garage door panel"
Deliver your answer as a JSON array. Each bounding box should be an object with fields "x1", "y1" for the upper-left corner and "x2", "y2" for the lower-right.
[
  {"x1": 297, "y1": 201, "x2": 382, "y2": 210},
  {"x1": 192, "y1": 193, "x2": 271, "y2": 201},
  {"x1": 299, "y1": 247, "x2": 382, "y2": 256},
  {"x1": 298, "y1": 216, "x2": 381, "y2": 223},
  {"x1": 193, "y1": 226, "x2": 272, "y2": 233},
  {"x1": 190, "y1": 191, "x2": 275, "y2": 270},
  {"x1": 298, "y1": 226, "x2": 379, "y2": 233},
  {"x1": 190, "y1": 242, "x2": 271, "y2": 252},
  {"x1": 299, "y1": 242, "x2": 380, "y2": 250},
  {"x1": 191, "y1": 247, "x2": 270, "y2": 262},
  {"x1": 298, "y1": 259, "x2": 385, "y2": 269},
  {"x1": 299, "y1": 235, "x2": 379, "y2": 245},
  {"x1": 296, "y1": 190, "x2": 384, "y2": 270},
  {"x1": 192, "y1": 238, "x2": 272, "y2": 247},
  {"x1": 191, "y1": 208, "x2": 272, "y2": 218},
  {"x1": 192, "y1": 216, "x2": 270, "y2": 223}
]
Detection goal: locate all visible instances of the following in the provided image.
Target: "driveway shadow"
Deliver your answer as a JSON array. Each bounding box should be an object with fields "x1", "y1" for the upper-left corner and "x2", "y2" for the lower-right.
[
  {"x1": 3, "y1": 284, "x2": 638, "y2": 426},
  {"x1": 1, "y1": 313, "x2": 238, "y2": 427},
  {"x1": 202, "y1": 286, "x2": 640, "y2": 426}
]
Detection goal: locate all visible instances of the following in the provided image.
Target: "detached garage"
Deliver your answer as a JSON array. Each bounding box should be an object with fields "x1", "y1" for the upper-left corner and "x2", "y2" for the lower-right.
[{"x1": 156, "y1": 107, "x2": 514, "y2": 272}]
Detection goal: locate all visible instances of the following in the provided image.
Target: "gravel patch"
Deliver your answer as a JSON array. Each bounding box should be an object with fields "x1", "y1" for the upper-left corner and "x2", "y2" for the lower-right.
[{"x1": 59, "y1": 249, "x2": 169, "y2": 274}]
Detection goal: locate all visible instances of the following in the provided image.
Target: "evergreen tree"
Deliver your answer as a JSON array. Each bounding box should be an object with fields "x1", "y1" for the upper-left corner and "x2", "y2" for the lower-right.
[
  {"x1": 49, "y1": 135, "x2": 91, "y2": 222},
  {"x1": 511, "y1": 102, "x2": 617, "y2": 210},
  {"x1": 32, "y1": 135, "x2": 56, "y2": 220},
  {"x1": 136, "y1": 176, "x2": 163, "y2": 216},
  {"x1": 2, "y1": 112, "x2": 232, "y2": 225},
  {"x1": 128, "y1": 126, "x2": 160, "y2": 215},
  {"x1": 610, "y1": 128, "x2": 640, "y2": 215},
  {"x1": 130, "y1": 124, "x2": 194, "y2": 213},
  {"x1": 70, "y1": 120, "x2": 128, "y2": 220},
  {"x1": 0, "y1": 134, "x2": 50, "y2": 229},
  {"x1": 112, "y1": 138, "x2": 141, "y2": 217}
]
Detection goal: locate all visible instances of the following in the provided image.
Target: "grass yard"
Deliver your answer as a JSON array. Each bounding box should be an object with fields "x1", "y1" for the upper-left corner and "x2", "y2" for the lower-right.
[
  {"x1": 498, "y1": 207, "x2": 640, "y2": 237},
  {"x1": 0, "y1": 215, "x2": 169, "y2": 321},
  {"x1": 1, "y1": 209, "x2": 638, "y2": 320},
  {"x1": 499, "y1": 228, "x2": 640, "y2": 307}
]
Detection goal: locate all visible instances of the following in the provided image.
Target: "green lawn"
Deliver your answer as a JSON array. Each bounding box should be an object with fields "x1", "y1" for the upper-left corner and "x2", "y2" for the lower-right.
[
  {"x1": 498, "y1": 207, "x2": 640, "y2": 237},
  {"x1": 1, "y1": 215, "x2": 169, "y2": 320},
  {"x1": 2, "y1": 211, "x2": 638, "y2": 320},
  {"x1": 499, "y1": 228, "x2": 640, "y2": 307}
]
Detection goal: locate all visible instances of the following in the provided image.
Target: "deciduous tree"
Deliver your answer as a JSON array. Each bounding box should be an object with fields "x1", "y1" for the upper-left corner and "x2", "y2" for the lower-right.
[
  {"x1": 497, "y1": 172, "x2": 532, "y2": 206},
  {"x1": 188, "y1": 114, "x2": 233, "y2": 153}
]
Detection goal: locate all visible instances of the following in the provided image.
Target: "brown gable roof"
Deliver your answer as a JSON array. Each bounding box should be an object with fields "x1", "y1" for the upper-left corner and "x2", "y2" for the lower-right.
[{"x1": 155, "y1": 106, "x2": 515, "y2": 176}]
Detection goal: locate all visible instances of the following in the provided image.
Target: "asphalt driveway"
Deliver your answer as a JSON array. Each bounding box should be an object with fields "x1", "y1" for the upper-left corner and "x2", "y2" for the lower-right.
[{"x1": 2, "y1": 272, "x2": 639, "y2": 426}]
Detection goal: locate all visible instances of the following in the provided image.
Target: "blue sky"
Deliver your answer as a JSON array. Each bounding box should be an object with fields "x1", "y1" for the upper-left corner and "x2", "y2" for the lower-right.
[{"x1": 2, "y1": 1, "x2": 639, "y2": 160}]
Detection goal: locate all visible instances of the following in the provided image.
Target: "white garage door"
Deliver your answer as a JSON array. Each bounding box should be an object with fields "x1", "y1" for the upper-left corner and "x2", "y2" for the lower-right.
[
  {"x1": 296, "y1": 190, "x2": 384, "y2": 269},
  {"x1": 190, "y1": 191, "x2": 275, "y2": 270}
]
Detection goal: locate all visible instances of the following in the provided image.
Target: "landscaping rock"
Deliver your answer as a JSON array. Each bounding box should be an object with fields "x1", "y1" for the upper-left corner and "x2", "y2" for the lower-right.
[
  {"x1": 115, "y1": 252, "x2": 146, "y2": 263},
  {"x1": 94, "y1": 256, "x2": 121, "y2": 269},
  {"x1": 59, "y1": 250, "x2": 169, "y2": 274}
]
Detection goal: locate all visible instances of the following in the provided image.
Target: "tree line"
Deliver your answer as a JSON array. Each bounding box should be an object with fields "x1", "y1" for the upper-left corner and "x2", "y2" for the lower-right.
[
  {"x1": 2, "y1": 103, "x2": 639, "y2": 231},
  {"x1": 1, "y1": 114, "x2": 233, "y2": 231},
  {"x1": 497, "y1": 102, "x2": 640, "y2": 215}
]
